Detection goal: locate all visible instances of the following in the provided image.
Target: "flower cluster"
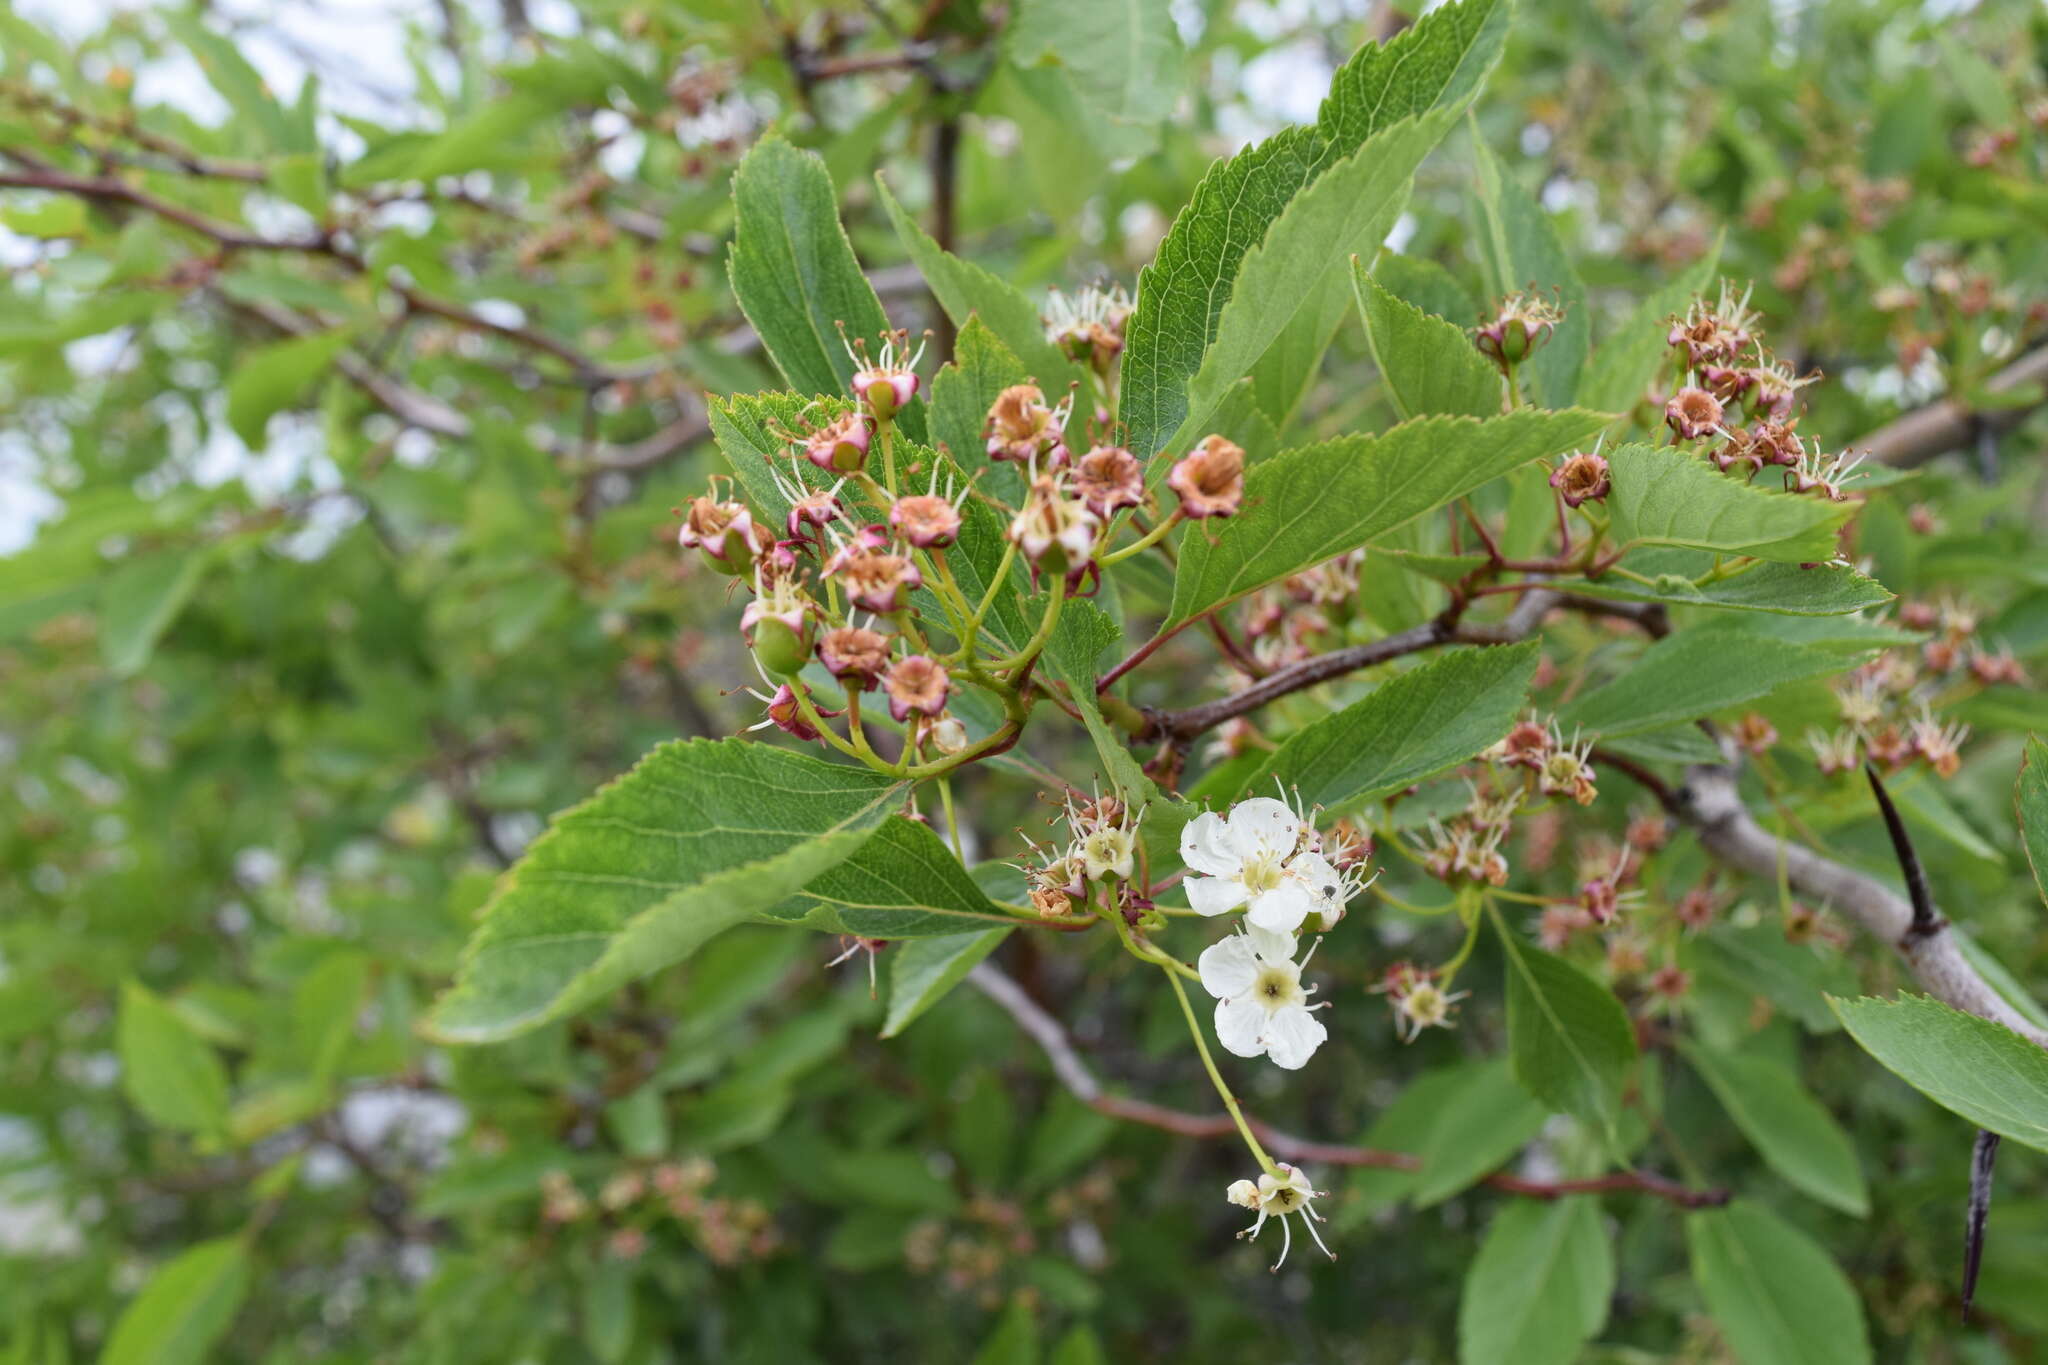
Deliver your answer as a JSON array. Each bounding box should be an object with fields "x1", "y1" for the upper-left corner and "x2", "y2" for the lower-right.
[
  {"x1": 1798, "y1": 596, "x2": 2009, "y2": 780},
  {"x1": 1014, "y1": 787, "x2": 1143, "y2": 921},
  {"x1": 539, "y1": 1158, "x2": 778, "y2": 1267},
  {"x1": 1657, "y1": 281, "x2": 1865, "y2": 504},
  {"x1": 1183, "y1": 790, "x2": 1370, "y2": 1070}
]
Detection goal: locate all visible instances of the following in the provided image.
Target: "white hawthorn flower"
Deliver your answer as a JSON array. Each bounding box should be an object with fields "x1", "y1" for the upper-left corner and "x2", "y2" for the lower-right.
[
  {"x1": 1198, "y1": 924, "x2": 1327, "y2": 1070},
  {"x1": 1180, "y1": 795, "x2": 1343, "y2": 933},
  {"x1": 1228, "y1": 1163, "x2": 1333, "y2": 1271}
]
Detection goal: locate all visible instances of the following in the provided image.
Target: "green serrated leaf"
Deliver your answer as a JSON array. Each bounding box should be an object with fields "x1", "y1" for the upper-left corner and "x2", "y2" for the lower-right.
[
  {"x1": 1165, "y1": 408, "x2": 1608, "y2": 625},
  {"x1": 1496, "y1": 916, "x2": 1638, "y2": 1141},
  {"x1": 1556, "y1": 551, "x2": 1892, "y2": 617},
  {"x1": 1686, "y1": 1201, "x2": 1872, "y2": 1365},
  {"x1": 225, "y1": 328, "x2": 353, "y2": 447},
  {"x1": 100, "y1": 1237, "x2": 252, "y2": 1365},
  {"x1": 882, "y1": 928, "x2": 1012, "y2": 1038},
  {"x1": 117, "y1": 982, "x2": 231, "y2": 1137},
  {"x1": 1119, "y1": 0, "x2": 1509, "y2": 456},
  {"x1": 1830, "y1": 993, "x2": 2048, "y2": 1151},
  {"x1": 1355, "y1": 256, "x2": 1501, "y2": 419},
  {"x1": 99, "y1": 546, "x2": 212, "y2": 678},
  {"x1": 1679, "y1": 1042, "x2": 1868, "y2": 1215},
  {"x1": 1458, "y1": 1197, "x2": 1613, "y2": 1365},
  {"x1": 1247, "y1": 642, "x2": 1539, "y2": 811},
  {"x1": 1560, "y1": 621, "x2": 1849, "y2": 738},
  {"x1": 728, "y1": 136, "x2": 894, "y2": 401},
  {"x1": 1007, "y1": 0, "x2": 1183, "y2": 138},
  {"x1": 762, "y1": 816, "x2": 1015, "y2": 936},
  {"x1": 426, "y1": 740, "x2": 906, "y2": 1043},
  {"x1": 1605, "y1": 443, "x2": 1853, "y2": 563}
]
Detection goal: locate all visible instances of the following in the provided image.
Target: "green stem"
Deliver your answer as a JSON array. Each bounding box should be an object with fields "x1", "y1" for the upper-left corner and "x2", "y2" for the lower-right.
[
  {"x1": 991, "y1": 575, "x2": 1067, "y2": 677},
  {"x1": 1164, "y1": 966, "x2": 1278, "y2": 1176},
  {"x1": 1099, "y1": 509, "x2": 1183, "y2": 566}
]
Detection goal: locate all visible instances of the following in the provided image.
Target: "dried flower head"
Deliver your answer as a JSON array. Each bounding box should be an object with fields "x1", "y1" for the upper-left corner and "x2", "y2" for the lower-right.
[
  {"x1": 1667, "y1": 281, "x2": 1762, "y2": 368},
  {"x1": 1044, "y1": 284, "x2": 1132, "y2": 374},
  {"x1": 1008, "y1": 467, "x2": 1101, "y2": 577},
  {"x1": 1168, "y1": 435, "x2": 1245, "y2": 519},
  {"x1": 679, "y1": 491, "x2": 770, "y2": 574},
  {"x1": 1663, "y1": 385, "x2": 1725, "y2": 440},
  {"x1": 984, "y1": 384, "x2": 1070, "y2": 466},
  {"x1": 1549, "y1": 450, "x2": 1612, "y2": 507},
  {"x1": 800, "y1": 409, "x2": 875, "y2": 474},
  {"x1": 882, "y1": 654, "x2": 952, "y2": 724},
  {"x1": 1474, "y1": 290, "x2": 1562, "y2": 370},
  {"x1": 844, "y1": 327, "x2": 926, "y2": 421},
  {"x1": 1071, "y1": 444, "x2": 1146, "y2": 517},
  {"x1": 828, "y1": 534, "x2": 924, "y2": 615},
  {"x1": 817, "y1": 624, "x2": 891, "y2": 689}
]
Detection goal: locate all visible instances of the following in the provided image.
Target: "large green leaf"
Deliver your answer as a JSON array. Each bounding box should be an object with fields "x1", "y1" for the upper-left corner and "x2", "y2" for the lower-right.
[
  {"x1": 1006, "y1": 0, "x2": 1183, "y2": 140},
  {"x1": 1680, "y1": 1042, "x2": 1868, "y2": 1216},
  {"x1": 1470, "y1": 131, "x2": 1588, "y2": 408},
  {"x1": 1686, "y1": 1201, "x2": 1873, "y2": 1365},
  {"x1": 2018, "y1": 736, "x2": 2048, "y2": 908},
  {"x1": 99, "y1": 1236, "x2": 252, "y2": 1365},
  {"x1": 882, "y1": 928, "x2": 1013, "y2": 1038},
  {"x1": 1165, "y1": 109, "x2": 1455, "y2": 451},
  {"x1": 728, "y1": 135, "x2": 892, "y2": 400},
  {"x1": 1557, "y1": 549, "x2": 1893, "y2": 617},
  {"x1": 117, "y1": 982, "x2": 231, "y2": 1137},
  {"x1": 1248, "y1": 642, "x2": 1539, "y2": 811},
  {"x1": 1165, "y1": 408, "x2": 1607, "y2": 625},
  {"x1": 1560, "y1": 621, "x2": 1850, "y2": 738},
  {"x1": 223, "y1": 327, "x2": 352, "y2": 446},
  {"x1": 1118, "y1": 0, "x2": 1510, "y2": 456},
  {"x1": 1457, "y1": 1197, "x2": 1613, "y2": 1365},
  {"x1": 99, "y1": 546, "x2": 213, "y2": 677},
  {"x1": 875, "y1": 178, "x2": 1077, "y2": 391},
  {"x1": 762, "y1": 816, "x2": 1017, "y2": 936},
  {"x1": 1496, "y1": 919, "x2": 1638, "y2": 1140},
  {"x1": 1830, "y1": 993, "x2": 2048, "y2": 1151},
  {"x1": 1355, "y1": 256, "x2": 1500, "y2": 419},
  {"x1": 1605, "y1": 443, "x2": 1854, "y2": 564},
  {"x1": 426, "y1": 740, "x2": 906, "y2": 1043}
]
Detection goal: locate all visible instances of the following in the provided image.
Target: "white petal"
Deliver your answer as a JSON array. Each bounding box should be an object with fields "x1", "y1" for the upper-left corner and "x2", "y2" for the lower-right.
[
  {"x1": 1227, "y1": 797, "x2": 1300, "y2": 855},
  {"x1": 1287, "y1": 850, "x2": 1344, "y2": 908},
  {"x1": 1262, "y1": 1005, "x2": 1328, "y2": 1070},
  {"x1": 1179, "y1": 811, "x2": 1241, "y2": 877},
  {"x1": 1197, "y1": 934, "x2": 1260, "y2": 1000},
  {"x1": 1244, "y1": 922, "x2": 1297, "y2": 964},
  {"x1": 1185, "y1": 874, "x2": 1250, "y2": 917},
  {"x1": 1214, "y1": 996, "x2": 1269, "y2": 1058},
  {"x1": 1246, "y1": 879, "x2": 1314, "y2": 934}
]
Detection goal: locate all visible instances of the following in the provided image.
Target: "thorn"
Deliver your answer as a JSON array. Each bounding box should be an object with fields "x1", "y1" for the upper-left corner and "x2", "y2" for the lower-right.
[
  {"x1": 1864, "y1": 763, "x2": 1941, "y2": 940},
  {"x1": 1963, "y1": 1128, "x2": 2000, "y2": 1322}
]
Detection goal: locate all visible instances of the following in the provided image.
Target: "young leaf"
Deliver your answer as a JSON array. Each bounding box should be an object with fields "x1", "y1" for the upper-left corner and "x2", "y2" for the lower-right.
[
  {"x1": 1167, "y1": 108, "x2": 1458, "y2": 451},
  {"x1": 1559, "y1": 621, "x2": 1849, "y2": 738},
  {"x1": 1604, "y1": 443, "x2": 1854, "y2": 563},
  {"x1": 728, "y1": 136, "x2": 892, "y2": 400},
  {"x1": 1496, "y1": 919, "x2": 1638, "y2": 1140},
  {"x1": 224, "y1": 328, "x2": 352, "y2": 447},
  {"x1": 1679, "y1": 1041, "x2": 1869, "y2": 1216},
  {"x1": 1408, "y1": 1059, "x2": 1548, "y2": 1207},
  {"x1": 1355, "y1": 256, "x2": 1501, "y2": 419},
  {"x1": 99, "y1": 546, "x2": 212, "y2": 678},
  {"x1": 1457, "y1": 1197, "x2": 1614, "y2": 1365},
  {"x1": 1830, "y1": 994, "x2": 2048, "y2": 1151},
  {"x1": 99, "y1": 1236, "x2": 252, "y2": 1365},
  {"x1": 1119, "y1": 0, "x2": 1510, "y2": 456},
  {"x1": 969, "y1": 1296, "x2": 1040, "y2": 1365},
  {"x1": 875, "y1": 178, "x2": 1077, "y2": 390},
  {"x1": 1686, "y1": 1201, "x2": 1873, "y2": 1365},
  {"x1": 1249, "y1": 642, "x2": 1540, "y2": 811},
  {"x1": 117, "y1": 982, "x2": 232, "y2": 1137},
  {"x1": 425, "y1": 740, "x2": 906, "y2": 1044},
  {"x1": 1166, "y1": 408, "x2": 1608, "y2": 626},
  {"x1": 1470, "y1": 131, "x2": 1588, "y2": 408},
  {"x1": 2018, "y1": 736, "x2": 2048, "y2": 908},
  {"x1": 1556, "y1": 550, "x2": 1893, "y2": 617},
  {"x1": 882, "y1": 928, "x2": 1013, "y2": 1038}
]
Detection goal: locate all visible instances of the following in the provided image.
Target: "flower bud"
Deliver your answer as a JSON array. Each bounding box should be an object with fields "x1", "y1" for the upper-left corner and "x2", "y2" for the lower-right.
[
  {"x1": 817, "y1": 625, "x2": 891, "y2": 690},
  {"x1": 1167, "y1": 435, "x2": 1244, "y2": 519},
  {"x1": 1225, "y1": 1179, "x2": 1262, "y2": 1210},
  {"x1": 882, "y1": 654, "x2": 951, "y2": 724},
  {"x1": 1548, "y1": 451, "x2": 1611, "y2": 507}
]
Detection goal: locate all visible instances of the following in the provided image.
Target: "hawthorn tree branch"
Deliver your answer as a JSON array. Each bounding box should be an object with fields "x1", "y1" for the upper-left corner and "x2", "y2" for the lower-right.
[
  {"x1": 1856, "y1": 342, "x2": 2048, "y2": 468},
  {"x1": 967, "y1": 962, "x2": 1728, "y2": 1209}
]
